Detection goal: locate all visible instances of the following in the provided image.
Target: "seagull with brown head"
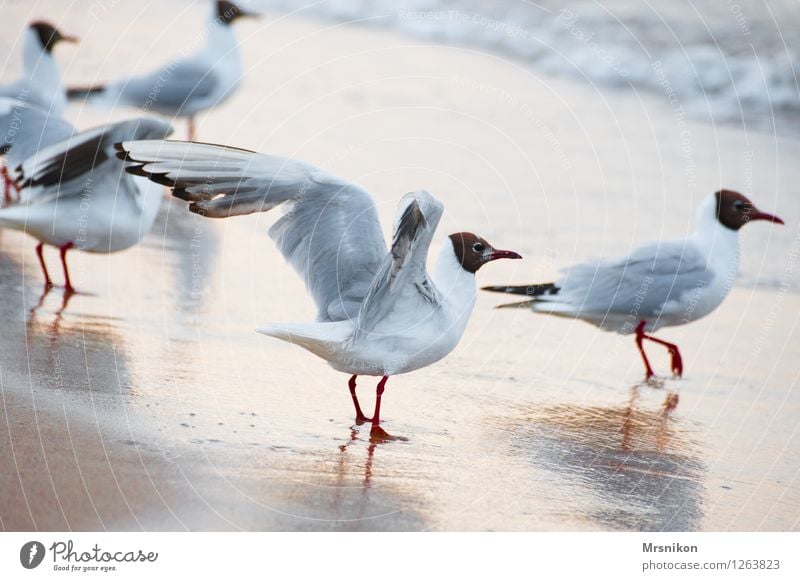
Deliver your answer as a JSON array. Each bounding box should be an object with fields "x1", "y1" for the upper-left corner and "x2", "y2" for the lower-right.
[
  {"x1": 483, "y1": 190, "x2": 784, "y2": 380},
  {"x1": 67, "y1": 1, "x2": 258, "y2": 140},
  {"x1": 115, "y1": 138, "x2": 521, "y2": 440}
]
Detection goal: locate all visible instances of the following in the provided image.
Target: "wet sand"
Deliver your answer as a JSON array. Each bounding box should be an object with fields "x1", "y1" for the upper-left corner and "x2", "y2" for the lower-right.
[{"x1": 1, "y1": 1, "x2": 799, "y2": 531}]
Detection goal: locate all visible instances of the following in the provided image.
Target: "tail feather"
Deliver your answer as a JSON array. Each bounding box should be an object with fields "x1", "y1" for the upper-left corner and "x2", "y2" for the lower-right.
[
  {"x1": 481, "y1": 282, "x2": 560, "y2": 297},
  {"x1": 256, "y1": 320, "x2": 353, "y2": 361},
  {"x1": 67, "y1": 84, "x2": 106, "y2": 101}
]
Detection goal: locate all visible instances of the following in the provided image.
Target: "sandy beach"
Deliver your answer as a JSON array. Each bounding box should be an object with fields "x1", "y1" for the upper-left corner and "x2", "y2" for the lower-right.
[{"x1": 1, "y1": 1, "x2": 798, "y2": 531}]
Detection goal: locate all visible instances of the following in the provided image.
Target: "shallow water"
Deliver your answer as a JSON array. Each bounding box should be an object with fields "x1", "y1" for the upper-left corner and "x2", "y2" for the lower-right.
[{"x1": 1, "y1": 1, "x2": 799, "y2": 531}]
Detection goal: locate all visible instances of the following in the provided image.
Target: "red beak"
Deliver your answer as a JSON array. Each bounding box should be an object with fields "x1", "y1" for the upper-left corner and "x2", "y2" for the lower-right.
[
  {"x1": 749, "y1": 210, "x2": 784, "y2": 225},
  {"x1": 488, "y1": 249, "x2": 523, "y2": 261}
]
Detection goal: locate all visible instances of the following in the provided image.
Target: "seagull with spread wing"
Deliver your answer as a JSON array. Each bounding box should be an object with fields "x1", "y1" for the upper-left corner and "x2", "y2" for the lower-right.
[{"x1": 115, "y1": 139, "x2": 521, "y2": 439}]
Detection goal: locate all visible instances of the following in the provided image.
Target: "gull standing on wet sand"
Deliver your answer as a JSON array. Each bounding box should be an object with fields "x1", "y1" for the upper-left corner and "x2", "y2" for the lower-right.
[
  {"x1": 115, "y1": 139, "x2": 522, "y2": 439},
  {"x1": 483, "y1": 190, "x2": 783, "y2": 379},
  {"x1": 67, "y1": 1, "x2": 257, "y2": 141},
  {"x1": 0, "y1": 118, "x2": 173, "y2": 294}
]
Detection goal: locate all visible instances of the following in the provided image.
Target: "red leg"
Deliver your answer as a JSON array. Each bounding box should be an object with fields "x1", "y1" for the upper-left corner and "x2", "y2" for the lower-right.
[
  {"x1": 2, "y1": 166, "x2": 15, "y2": 205},
  {"x1": 634, "y1": 321, "x2": 655, "y2": 380},
  {"x1": 370, "y1": 376, "x2": 395, "y2": 441},
  {"x1": 2, "y1": 166, "x2": 9, "y2": 205},
  {"x1": 59, "y1": 242, "x2": 75, "y2": 294},
  {"x1": 348, "y1": 375, "x2": 372, "y2": 425},
  {"x1": 35, "y1": 242, "x2": 52, "y2": 288},
  {"x1": 187, "y1": 117, "x2": 196, "y2": 141},
  {"x1": 643, "y1": 333, "x2": 683, "y2": 377}
]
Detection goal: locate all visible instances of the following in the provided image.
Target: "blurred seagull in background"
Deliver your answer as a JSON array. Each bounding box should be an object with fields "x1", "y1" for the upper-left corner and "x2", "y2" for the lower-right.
[
  {"x1": 67, "y1": 1, "x2": 257, "y2": 141},
  {"x1": 0, "y1": 21, "x2": 77, "y2": 113},
  {"x1": 0, "y1": 118, "x2": 173, "y2": 294},
  {"x1": 115, "y1": 139, "x2": 522, "y2": 440},
  {"x1": 0, "y1": 22, "x2": 77, "y2": 201},
  {"x1": 483, "y1": 190, "x2": 783, "y2": 379}
]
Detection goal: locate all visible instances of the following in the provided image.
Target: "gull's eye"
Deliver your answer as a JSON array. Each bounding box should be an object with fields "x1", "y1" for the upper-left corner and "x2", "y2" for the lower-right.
[
  {"x1": 472, "y1": 242, "x2": 485, "y2": 253},
  {"x1": 733, "y1": 200, "x2": 745, "y2": 211}
]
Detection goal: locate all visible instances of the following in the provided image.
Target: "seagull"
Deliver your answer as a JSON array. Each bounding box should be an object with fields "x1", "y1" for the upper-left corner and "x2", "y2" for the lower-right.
[
  {"x1": 483, "y1": 190, "x2": 783, "y2": 379},
  {"x1": 0, "y1": 118, "x2": 174, "y2": 294},
  {"x1": 67, "y1": 1, "x2": 257, "y2": 140},
  {"x1": 0, "y1": 21, "x2": 77, "y2": 113},
  {"x1": 1, "y1": 97, "x2": 75, "y2": 204},
  {"x1": 114, "y1": 139, "x2": 522, "y2": 439},
  {"x1": 0, "y1": 22, "x2": 77, "y2": 201}
]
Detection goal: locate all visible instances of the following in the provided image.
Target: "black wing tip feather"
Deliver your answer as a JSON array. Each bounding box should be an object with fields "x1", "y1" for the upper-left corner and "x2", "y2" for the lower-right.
[
  {"x1": 67, "y1": 85, "x2": 105, "y2": 100},
  {"x1": 113, "y1": 142, "x2": 130, "y2": 160},
  {"x1": 113, "y1": 142, "x2": 177, "y2": 186},
  {"x1": 395, "y1": 199, "x2": 426, "y2": 243},
  {"x1": 481, "y1": 283, "x2": 560, "y2": 296}
]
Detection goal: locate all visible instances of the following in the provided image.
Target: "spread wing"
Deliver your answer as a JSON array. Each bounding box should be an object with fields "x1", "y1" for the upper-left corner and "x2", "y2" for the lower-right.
[
  {"x1": 115, "y1": 140, "x2": 389, "y2": 322},
  {"x1": 15, "y1": 118, "x2": 173, "y2": 203},
  {"x1": 354, "y1": 190, "x2": 444, "y2": 336}
]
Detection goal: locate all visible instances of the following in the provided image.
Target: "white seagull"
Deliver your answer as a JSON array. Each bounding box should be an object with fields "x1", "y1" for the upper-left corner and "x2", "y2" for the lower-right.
[
  {"x1": 0, "y1": 118, "x2": 174, "y2": 294},
  {"x1": 67, "y1": 1, "x2": 256, "y2": 141},
  {"x1": 483, "y1": 190, "x2": 783, "y2": 379},
  {"x1": 0, "y1": 21, "x2": 77, "y2": 113},
  {"x1": 0, "y1": 22, "x2": 77, "y2": 200},
  {"x1": 115, "y1": 139, "x2": 522, "y2": 439}
]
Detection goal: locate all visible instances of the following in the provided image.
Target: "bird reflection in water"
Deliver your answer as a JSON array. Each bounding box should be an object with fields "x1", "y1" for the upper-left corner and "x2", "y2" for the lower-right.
[
  {"x1": 334, "y1": 425, "x2": 384, "y2": 491},
  {"x1": 620, "y1": 385, "x2": 680, "y2": 452},
  {"x1": 506, "y1": 384, "x2": 704, "y2": 531},
  {"x1": 28, "y1": 286, "x2": 75, "y2": 336},
  {"x1": 20, "y1": 285, "x2": 130, "y2": 396}
]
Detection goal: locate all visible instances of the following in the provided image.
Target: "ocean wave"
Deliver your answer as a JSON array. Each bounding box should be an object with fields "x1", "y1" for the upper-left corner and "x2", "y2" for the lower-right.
[{"x1": 256, "y1": 0, "x2": 800, "y2": 130}]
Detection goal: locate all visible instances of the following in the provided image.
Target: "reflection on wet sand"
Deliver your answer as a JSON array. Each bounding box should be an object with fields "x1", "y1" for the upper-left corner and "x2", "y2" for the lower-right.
[
  {"x1": 259, "y1": 426, "x2": 429, "y2": 530},
  {"x1": 504, "y1": 386, "x2": 705, "y2": 531},
  {"x1": 0, "y1": 255, "x2": 130, "y2": 399},
  {"x1": 145, "y1": 200, "x2": 219, "y2": 313}
]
